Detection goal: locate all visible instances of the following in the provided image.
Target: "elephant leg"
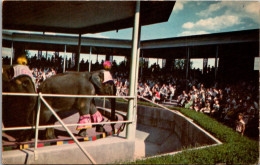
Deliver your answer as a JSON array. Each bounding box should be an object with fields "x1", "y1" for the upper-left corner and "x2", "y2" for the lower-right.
[
  {"x1": 78, "y1": 129, "x2": 87, "y2": 137},
  {"x1": 17, "y1": 98, "x2": 37, "y2": 142},
  {"x1": 90, "y1": 100, "x2": 105, "y2": 132},
  {"x1": 40, "y1": 108, "x2": 57, "y2": 139},
  {"x1": 110, "y1": 98, "x2": 117, "y2": 132},
  {"x1": 46, "y1": 128, "x2": 56, "y2": 139},
  {"x1": 17, "y1": 130, "x2": 34, "y2": 142},
  {"x1": 76, "y1": 98, "x2": 92, "y2": 137},
  {"x1": 17, "y1": 111, "x2": 36, "y2": 141}
]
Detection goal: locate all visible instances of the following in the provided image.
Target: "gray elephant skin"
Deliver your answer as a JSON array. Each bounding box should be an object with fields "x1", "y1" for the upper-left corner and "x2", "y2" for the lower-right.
[
  {"x1": 38, "y1": 70, "x2": 116, "y2": 139},
  {"x1": 2, "y1": 65, "x2": 37, "y2": 142}
]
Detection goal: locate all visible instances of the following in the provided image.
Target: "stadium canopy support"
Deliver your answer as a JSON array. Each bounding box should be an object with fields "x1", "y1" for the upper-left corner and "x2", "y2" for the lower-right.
[
  {"x1": 63, "y1": 45, "x2": 67, "y2": 73},
  {"x1": 126, "y1": 1, "x2": 141, "y2": 140},
  {"x1": 186, "y1": 47, "x2": 190, "y2": 91},
  {"x1": 76, "y1": 34, "x2": 82, "y2": 72},
  {"x1": 215, "y1": 46, "x2": 219, "y2": 80},
  {"x1": 89, "y1": 46, "x2": 92, "y2": 72},
  {"x1": 11, "y1": 37, "x2": 13, "y2": 65}
]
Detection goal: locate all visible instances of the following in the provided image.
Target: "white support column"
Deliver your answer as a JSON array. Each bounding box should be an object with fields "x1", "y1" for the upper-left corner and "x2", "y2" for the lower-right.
[
  {"x1": 63, "y1": 45, "x2": 67, "y2": 73},
  {"x1": 77, "y1": 34, "x2": 82, "y2": 72},
  {"x1": 215, "y1": 46, "x2": 218, "y2": 80},
  {"x1": 11, "y1": 40, "x2": 13, "y2": 66},
  {"x1": 89, "y1": 47, "x2": 92, "y2": 72},
  {"x1": 140, "y1": 51, "x2": 143, "y2": 79},
  {"x1": 133, "y1": 24, "x2": 142, "y2": 126},
  {"x1": 186, "y1": 47, "x2": 190, "y2": 91},
  {"x1": 126, "y1": 1, "x2": 140, "y2": 140}
]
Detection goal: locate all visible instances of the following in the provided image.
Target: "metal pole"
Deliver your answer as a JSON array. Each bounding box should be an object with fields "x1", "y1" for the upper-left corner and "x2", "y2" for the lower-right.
[
  {"x1": 39, "y1": 93, "x2": 96, "y2": 164},
  {"x1": 11, "y1": 40, "x2": 13, "y2": 65},
  {"x1": 140, "y1": 51, "x2": 143, "y2": 80},
  {"x1": 133, "y1": 24, "x2": 142, "y2": 123},
  {"x1": 2, "y1": 92, "x2": 135, "y2": 99},
  {"x1": 2, "y1": 120, "x2": 133, "y2": 131},
  {"x1": 77, "y1": 34, "x2": 82, "y2": 72},
  {"x1": 126, "y1": 1, "x2": 140, "y2": 140},
  {"x1": 186, "y1": 47, "x2": 190, "y2": 91},
  {"x1": 215, "y1": 46, "x2": 218, "y2": 80},
  {"x1": 89, "y1": 47, "x2": 92, "y2": 72},
  {"x1": 63, "y1": 45, "x2": 67, "y2": 73},
  {"x1": 103, "y1": 97, "x2": 106, "y2": 108},
  {"x1": 34, "y1": 95, "x2": 41, "y2": 160}
]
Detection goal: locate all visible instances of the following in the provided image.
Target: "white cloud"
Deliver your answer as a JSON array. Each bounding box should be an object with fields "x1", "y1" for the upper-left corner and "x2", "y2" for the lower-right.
[
  {"x1": 197, "y1": 2, "x2": 226, "y2": 17},
  {"x1": 173, "y1": 1, "x2": 188, "y2": 13},
  {"x1": 244, "y1": 2, "x2": 259, "y2": 15},
  {"x1": 182, "y1": 15, "x2": 242, "y2": 31},
  {"x1": 197, "y1": 1, "x2": 259, "y2": 24},
  {"x1": 178, "y1": 30, "x2": 209, "y2": 37},
  {"x1": 182, "y1": 22, "x2": 194, "y2": 29}
]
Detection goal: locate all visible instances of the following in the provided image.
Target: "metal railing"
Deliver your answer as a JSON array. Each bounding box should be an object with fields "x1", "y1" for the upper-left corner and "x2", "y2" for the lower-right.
[{"x1": 2, "y1": 92, "x2": 135, "y2": 164}]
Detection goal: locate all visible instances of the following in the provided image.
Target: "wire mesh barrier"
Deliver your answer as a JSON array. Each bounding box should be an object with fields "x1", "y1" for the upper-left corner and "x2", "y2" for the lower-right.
[{"x1": 2, "y1": 92, "x2": 135, "y2": 164}]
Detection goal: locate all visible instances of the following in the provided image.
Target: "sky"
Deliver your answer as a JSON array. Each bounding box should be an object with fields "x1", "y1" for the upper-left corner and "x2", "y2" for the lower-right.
[
  {"x1": 84, "y1": 1, "x2": 259, "y2": 40},
  {"x1": 85, "y1": 1, "x2": 259, "y2": 68},
  {"x1": 2, "y1": 1, "x2": 259, "y2": 69}
]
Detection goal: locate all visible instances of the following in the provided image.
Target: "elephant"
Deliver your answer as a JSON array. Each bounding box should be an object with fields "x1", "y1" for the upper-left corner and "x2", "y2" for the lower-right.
[
  {"x1": 38, "y1": 69, "x2": 116, "y2": 139},
  {"x1": 2, "y1": 65, "x2": 37, "y2": 142}
]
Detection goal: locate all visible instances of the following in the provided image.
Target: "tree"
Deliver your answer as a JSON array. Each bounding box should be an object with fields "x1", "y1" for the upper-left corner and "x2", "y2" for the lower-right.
[
  {"x1": 174, "y1": 59, "x2": 193, "y2": 70},
  {"x1": 174, "y1": 59, "x2": 185, "y2": 70}
]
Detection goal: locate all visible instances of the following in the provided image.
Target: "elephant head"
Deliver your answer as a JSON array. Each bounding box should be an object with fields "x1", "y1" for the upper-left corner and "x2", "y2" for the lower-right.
[
  {"x1": 90, "y1": 70, "x2": 115, "y2": 95},
  {"x1": 2, "y1": 65, "x2": 37, "y2": 141},
  {"x1": 90, "y1": 70, "x2": 117, "y2": 125}
]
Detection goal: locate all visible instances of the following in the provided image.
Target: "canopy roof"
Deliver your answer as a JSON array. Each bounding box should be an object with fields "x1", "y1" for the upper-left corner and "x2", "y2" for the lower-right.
[
  {"x1": 3, "y1": 29, "x2": 259, "y2": 58},
  {"x1": 3, "y1": 1, "x2": 175, "y2": 34}
]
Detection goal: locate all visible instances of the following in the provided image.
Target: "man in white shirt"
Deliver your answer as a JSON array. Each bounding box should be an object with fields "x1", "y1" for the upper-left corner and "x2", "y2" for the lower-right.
[{"x1": 169, "y1": 84, "x2": 176, "y2": 102}]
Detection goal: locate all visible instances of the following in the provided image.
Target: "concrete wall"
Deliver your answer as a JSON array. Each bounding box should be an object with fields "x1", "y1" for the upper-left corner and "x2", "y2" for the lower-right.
[
  {"x1": 3, "y1": 137, "x2": 135, "y2": 164},
  {"x1": 96, "y1": 99, "x2": 217, "y2": 152},
  {"x1": 136, "y1": 105, "x2": 216, "y2": 148},
  {"x1": 3, "y1": 99, "x2": 218, "y2": 164}
]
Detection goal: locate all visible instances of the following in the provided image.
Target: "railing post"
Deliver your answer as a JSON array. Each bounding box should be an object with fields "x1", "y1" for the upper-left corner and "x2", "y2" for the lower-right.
[
  {"x1": 39, "y1": 93, "x2": 96, "y2": 164},
  {"x1": 63, "y1": 45, "x2": 67, "y2": 73},
  {"x1": 89, "y1": 47, "x2": 92, "y2": 72},
  {"x1": 215, "y1": 46, "x2": 218, "y2": 81},
  {"x1": 126, "y1": 1, "x2": 140, "y2": 140},
  {"x1": 34, "y1": 93, "x2": 41, "y2": 160},
  {"x1": 77, "y1": 34, "x2": 82, "y2": 72},
  {"x1": 11, "y1": 38, "x2": 13, "y2": 65},
  {"x1": 103, "y1": 97, "x2": 106, "y2": 108}
]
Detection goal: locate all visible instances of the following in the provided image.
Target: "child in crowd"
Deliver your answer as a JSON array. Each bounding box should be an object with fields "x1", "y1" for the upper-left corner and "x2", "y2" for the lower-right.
[
  {"x1": 235, "y1": 113, "x2": 245, "y2": 136},
  {"x1": 152, "y1": 89, "x2": 160, "y2": 103}
]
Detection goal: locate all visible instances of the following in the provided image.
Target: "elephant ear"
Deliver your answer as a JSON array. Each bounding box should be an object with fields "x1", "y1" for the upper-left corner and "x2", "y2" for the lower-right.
[
  {"x1": 90, "y1": 70, "x2": 104, "y2": 90},
  {"x1": 2, "y1": 65, "x2": 14, "y2": 82}
]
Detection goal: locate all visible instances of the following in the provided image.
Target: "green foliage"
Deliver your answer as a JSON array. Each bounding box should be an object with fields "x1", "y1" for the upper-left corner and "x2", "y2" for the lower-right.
[{"x1": 128, "y1": 106, "x2": 259, "y2": 164}]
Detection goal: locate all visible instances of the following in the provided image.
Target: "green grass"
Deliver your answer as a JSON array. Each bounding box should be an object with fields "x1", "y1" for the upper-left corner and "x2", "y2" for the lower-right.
[
  {"x1": 116, "y1": 98, "x2": 163, "y2": 108},
  {"x1": 126, "y1": 104, "x2": 259, "y2": 164}
]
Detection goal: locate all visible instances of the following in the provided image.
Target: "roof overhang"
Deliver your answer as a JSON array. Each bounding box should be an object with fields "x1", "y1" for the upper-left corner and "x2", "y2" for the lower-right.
[
  {"x1": 3, "y1": 1, "x2": 175, "y2": 34},
  {"x1": 141, "y1": 29, "x2": 259, "y2": 49},
  {"x1": 2, "y1": 29, "x2": 259, "y2": 58}
]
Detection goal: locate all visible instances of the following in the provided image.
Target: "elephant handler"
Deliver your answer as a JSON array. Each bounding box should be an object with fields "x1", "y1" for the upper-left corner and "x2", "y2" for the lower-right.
[
  {"x1": 76, "y1": 61, "x2": 115, "y2": 133},
  {"x1": 15, "y1": 56, "x2": 36, "y2": 89}
]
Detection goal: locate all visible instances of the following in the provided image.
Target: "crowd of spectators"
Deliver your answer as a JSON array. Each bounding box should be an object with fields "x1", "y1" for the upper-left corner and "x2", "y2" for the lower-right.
[
  {"x1": 30, "y1": 67, "x2": 57, "y2": 88},
  {"x1": 114, "y1": 70, "x2": 259, "y2": 138},
  {"x1": 2, "y1": 55, "x2": 259, "y2": 138}
]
